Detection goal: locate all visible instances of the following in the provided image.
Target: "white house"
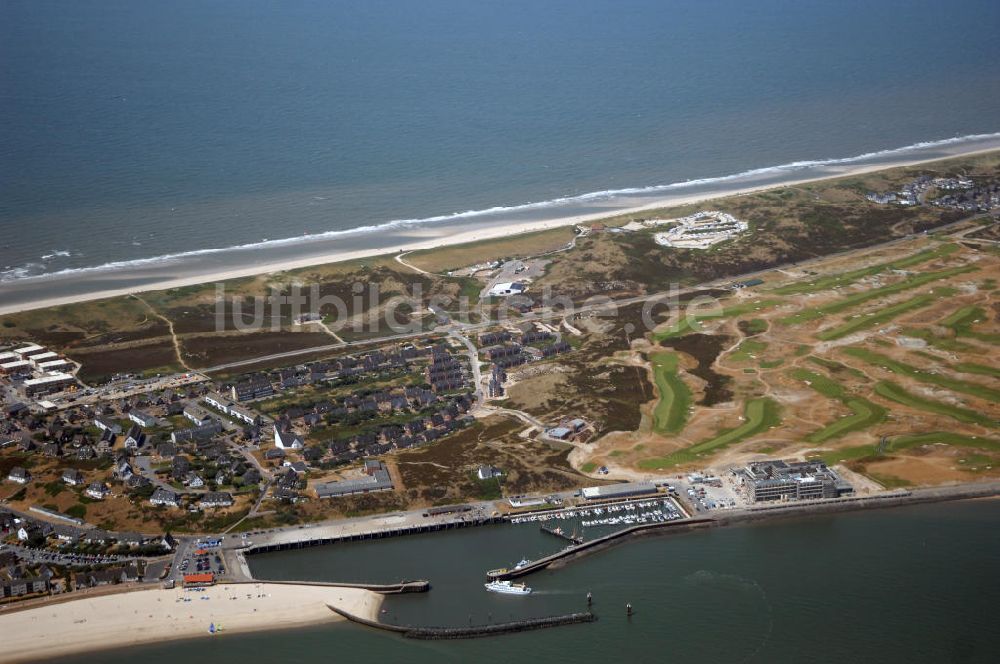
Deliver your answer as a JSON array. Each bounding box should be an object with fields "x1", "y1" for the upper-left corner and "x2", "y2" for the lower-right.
[
  {"x1": 273, "y1": 425, "x2": 304, "y2": 450},
  {"x1": 62, "y1": 468, "x2": 84, "y2": 486},
  {"x1": 487, "y1": 282, "x2": 526, "y2": 297},
  {"x1": 7, "y1": 467, "x2": 31, "y2": 484},
  {"x1": 199, "y1": 491, "x2": 234, "y2": 509},
  {"x1": 85, "y1": 482, "x2": 110, "y2": 500},
  {"x1": 94, "y1": 417, "x2": 122, "y2": 435},
  {"x1": 128, "y1": 410, "x2": 158, "y2": 428},
  {"x1": 476, "y1": 465, "x2": 503, "y2": 481},
  {"x1": 149, "y1": 488, "x2": 180, "y2": 508}
]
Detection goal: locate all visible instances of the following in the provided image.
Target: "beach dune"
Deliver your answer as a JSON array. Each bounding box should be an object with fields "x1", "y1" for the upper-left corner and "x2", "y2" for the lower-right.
[{"x1": 0, "y1": 582, "x2": 382, "y2": 663}]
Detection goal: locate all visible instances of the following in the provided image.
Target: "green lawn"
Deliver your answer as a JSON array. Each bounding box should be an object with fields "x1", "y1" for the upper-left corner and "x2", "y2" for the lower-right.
[
  {"x1": 953, "y1": 362, "x2": 1000, "y2": 379},
  {"x1": 780, "y1": 265, "x2": 976, "y2": 325},
  {"x1": 652, "y1": 299, "x2": 781, "y2": 341},
  {"x1": 789, "y1": 368, "x2": 845, "y2": 399},
  {"x1": 815, "y1": 431, "x2": 1000, "y2": 468},
  {"x1": 806, "y1": 355, "x2": 867, "y2": 379},
  {"x1": 842, "y1": 347, "x2": 1000, "y2": 402},
  {"x1": 897, "y1": 327, "x2": 974, "y2": 352},
  {"x1": 815, "y1": 288, "x2": 952, "y2": 341},
  {"x1": 789, "y1": 368, "x2": 886, "y2": 442},
  {"x1": 942, "y1": 305, "x2": 1000, "y2": 344},
  {"x1": 638, "y1": 397, "x2": 780, "y2": 469},
  {"x1": 771, "y1": 243, "x2": 959, "y2": 296},
  {"x1": 807, "y1": 398, "x2": 887, "y2": 444},
  {"x1": 728, "y1": 339, "x2": 768, "y2": 362},
  {"x1": 874, "y1": 381, "x2": 997, "y2": 428},
  {"x1": 649, "y1": 351, "x2": 691, "y2": 434}
]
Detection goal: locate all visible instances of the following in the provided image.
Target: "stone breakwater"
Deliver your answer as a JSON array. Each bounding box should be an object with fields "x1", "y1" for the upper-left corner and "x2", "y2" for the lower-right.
[{"x1": 326, "y1": 603, "x2": 597, "y2": 639}]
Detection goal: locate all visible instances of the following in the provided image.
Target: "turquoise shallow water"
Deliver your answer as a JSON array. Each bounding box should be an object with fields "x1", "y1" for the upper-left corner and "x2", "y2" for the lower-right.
[
  {"x1": 56, "y1": 500, "x2": 1000, "y2": 664},
  {"x1": 2, "y1": 0, "x2": 999, "y2": 281}
]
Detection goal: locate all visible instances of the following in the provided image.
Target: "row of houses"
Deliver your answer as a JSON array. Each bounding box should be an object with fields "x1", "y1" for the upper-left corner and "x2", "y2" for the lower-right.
[
  {"x1": 149, "y1": 487, "x2": 234, "y2": 509},
  {"x1": 204, "y1": 391, "x2": 262, "y2": 425}
]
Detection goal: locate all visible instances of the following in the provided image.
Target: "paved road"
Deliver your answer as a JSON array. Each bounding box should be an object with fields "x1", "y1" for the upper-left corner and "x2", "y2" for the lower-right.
[
  {"x1": 2, "y1": 542, "x2": 145, "y2": 567},
  {"x1": 451, "y1": 330, "x2": 483, "y2": 404}
]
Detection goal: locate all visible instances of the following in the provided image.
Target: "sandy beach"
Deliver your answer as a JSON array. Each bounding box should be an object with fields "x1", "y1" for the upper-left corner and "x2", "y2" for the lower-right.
[
  {"x1": 0, "y1": 582, "x2": 383, "y2": 663},
  {"x1": 1, "y1": 138, "x2": 998, "y2": 316}
]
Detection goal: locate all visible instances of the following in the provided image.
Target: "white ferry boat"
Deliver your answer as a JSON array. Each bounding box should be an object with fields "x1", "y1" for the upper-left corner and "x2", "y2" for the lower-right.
[{"x1": 485, "y1": 580, "x2": 532, "y2": 595}]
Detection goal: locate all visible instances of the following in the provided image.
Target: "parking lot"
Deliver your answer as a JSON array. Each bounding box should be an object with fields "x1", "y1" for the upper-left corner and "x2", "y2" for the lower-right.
[{"x1": 173, "y1": 538, "x2": 227, "y2": 580}]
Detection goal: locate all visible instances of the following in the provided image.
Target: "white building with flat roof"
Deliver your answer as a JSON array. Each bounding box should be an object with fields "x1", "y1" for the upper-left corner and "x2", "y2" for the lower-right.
[
  {"x1": 13, "y1": 344, "x2": 44, "y2": 357},
  {"x1": 0, "y1": 360, "x2": 32, "y2": 375},
  {"x1": 27, "y1": 351, "x2": 59, "y2": 367},
  {"x1": 22, "y1": 372, "x2": 75, "y2": 396},
  {"x1": 37, "y1": 359, "x2": 71, "y2": 372}
]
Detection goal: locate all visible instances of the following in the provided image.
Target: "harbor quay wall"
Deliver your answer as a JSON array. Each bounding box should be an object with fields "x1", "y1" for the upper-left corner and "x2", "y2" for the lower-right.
[
  {"x1": 498, "y1": 483, "x2": 1000, "y2": 579},
  {"x1": 326, "y1": 603, "x2": 596, "y2": 639},
  {"x1": 718, "y1": 481, "x2": 1000, "y2": 528},
  {"x1": 497, "y1": 517, "x2": 716, "y2": 579},
  {"x1": 243, "y1": 514, "x2": 505, "y2": 556}
]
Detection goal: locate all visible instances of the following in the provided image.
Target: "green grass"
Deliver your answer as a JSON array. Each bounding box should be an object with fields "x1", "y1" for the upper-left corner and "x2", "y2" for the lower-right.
[
  {"x1": 789, "y1": 368, "x2": 886, "y2": 442},
  {"x1": 806, "y1": 355, "x2": 867, "y2": 379},
  {"x1": 874, "y1": 381, "x2": 997, "y2": 428},
  {"x1": 869, "y1": 473, "x2": 914, "y2": 489},
  {"x1": 652, "y1": 299, "x2": 781, "y2": 341},
  {"x1": 789, "y1": 368, "x2": 845, "y2": 398},
  {"x1": 808, "y1": 398, "x2": 887, "y2": 443},
  {"x1": 815, "y1": 288, "x2": 953, "y2": 341},
  {"x1": 953, "y1": 362, "x2": 1000, "y2": 379},
  {"x1": 728, "y1": 339, "x2": 768, "y2": 362},
  {"x1": 759, "y1": 359, "x2": 784, "y2": 369},
  {"x1": 897, "y1": 327, "x2": 973, "y2": 352},
  {"x1": 649, "y1": 352, "x2": 691, "y2": 434},
  {"x1": 770, "y1": 244, "x2": 959, "y2": 296},
  {"x1": 780, "y1": 265, "x2": 977, "y2": 325},
  {"x1": 638, "y1": 397, "x2": 780, "y2": 469},
  {"x1": 742, "y1": 318, "x2": 768, "y2": 334},
  {"x1": 474, "y1": 477, "x2": 503, "y2": 501},
  {"x1": 942, "y1": 305, "x2": 1000, "y2": 344},
  {"x1": 816, "y1": 432, "x2": 1000, "y2": 466},
  {"x1": 842, "y1": 348, "x2": 1000, "y2": 402},
  {"x1": 579, "y1": 462, "x2": 597, "y2": 473}
]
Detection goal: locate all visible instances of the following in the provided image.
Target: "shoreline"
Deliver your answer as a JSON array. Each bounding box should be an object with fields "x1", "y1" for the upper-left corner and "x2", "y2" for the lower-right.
[
  {"x1": 1, "y1": 482, "x2": 996, "y2": 661},
  {"x1": 1, "y1": 140, "x2": 998, "y2": 316},
  {"x1": 0, "y1": 581, "x2": 383, "y2": 664}
]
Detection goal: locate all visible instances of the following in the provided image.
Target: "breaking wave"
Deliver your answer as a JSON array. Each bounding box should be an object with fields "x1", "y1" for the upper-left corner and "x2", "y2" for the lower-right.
[{"x1": 2, "y1": 131, "x2": 998, "y2": 284}]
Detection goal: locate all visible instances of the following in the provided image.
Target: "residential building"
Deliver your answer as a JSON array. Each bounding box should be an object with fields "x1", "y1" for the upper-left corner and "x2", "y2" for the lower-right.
[
  {"x1": 7, "y1": 467, "x2": 31, "y2": 484},
  {"x1": 61, "y1": 469, "x2": 84, "y2": 486},
  {"x1": 274, "y1": 425, "x2": 304, "y2": 450},
  {"x1": 199, "y1": 491, "x2": 234, "y2": 509},
  {"x1": 85, "y1": 482, "x2": 110, "y2": 500},
  {"x1": 149, "y1": 488, "x2": 180, "y2": 507}
]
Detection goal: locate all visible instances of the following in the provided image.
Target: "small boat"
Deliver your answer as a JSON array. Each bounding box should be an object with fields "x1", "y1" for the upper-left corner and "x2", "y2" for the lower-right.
[{"x1": 485, "y1": 580, "x2": 532, "y2": 595}]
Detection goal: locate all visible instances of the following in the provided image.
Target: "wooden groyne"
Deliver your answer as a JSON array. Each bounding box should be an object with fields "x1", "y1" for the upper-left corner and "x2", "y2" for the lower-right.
[{"x1": 327, "y1": 603, "x2": 596, "y2": 639}]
